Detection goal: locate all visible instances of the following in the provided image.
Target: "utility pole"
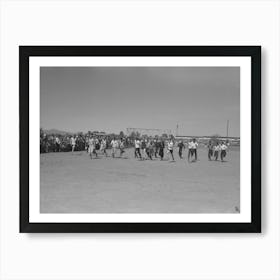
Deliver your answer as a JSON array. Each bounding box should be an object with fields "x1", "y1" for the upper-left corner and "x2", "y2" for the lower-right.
[
  {"x1": 226, "y1": 120, "x2": 229, "y2": 138},
  {"x1": 176, "y1": 124, "x2": 179, "y2": 136}
]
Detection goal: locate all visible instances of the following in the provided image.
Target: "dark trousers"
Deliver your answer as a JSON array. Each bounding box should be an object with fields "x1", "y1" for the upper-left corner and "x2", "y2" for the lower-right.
[
  {"x1": 193, "y1": 149, "x2": 197, "y2": 160},
  {"x1": 214, "y1": 151, "x2": 219, "y2": 160},
  {"x1": 155, "y1": 147, "x2": 159, "y2": 157},
  {"x1": 159, "y1": 148, "x2": 164, "y2": 159},
  {"x1": 147, "y1": 149, "x2": 152, "y2": 160},
  {"x1": 221, "y1": 150, "x2": 226, "y2": 161},
  {"x1": 179, "y1": 148, "x2": 183, "y2": 158},
  {"x1": 169, "y1": 149, "x2": 174, "y2": 161},
  {"x1": 188, "y1": 149, "x2": 194, "y2": 161},
  {"x1": 55, "y1": 143, "x2": 60, "y2": 152},
  {"x1": 136, "y1": 148, "x2": 142, "y2": 158},
  {"x1": 208, "y1": 149, "x2": 213, "y2": 160}
]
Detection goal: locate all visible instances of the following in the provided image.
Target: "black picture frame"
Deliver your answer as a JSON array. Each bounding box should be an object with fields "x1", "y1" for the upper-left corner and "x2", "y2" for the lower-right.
[{"x1": 20, "y1": 46, "x2": 261, "y2": 233}]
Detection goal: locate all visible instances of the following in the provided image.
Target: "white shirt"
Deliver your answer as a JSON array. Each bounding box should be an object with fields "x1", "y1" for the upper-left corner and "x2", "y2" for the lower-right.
[
  {"x1": 70, "y1": 137, "x2": 76, "y2": 145},
  {"x1": 135, "y1": 140, "x2": 140, "y2": 148},
  {"x1": 188, "y1": 141, "x2": 194, "y2": 149},
  {"x1": 167, "y1": 141, "x2": 174, "y2": 150},
  {"x1": 220, "y1": 144, "x2": 228, "y2": 151},
  {"x1": 111, "y1": 140, "x2": 118, "y2": 148},
  {"x1": 119, "y1": 141, "x2": 124, "y2": 148},
  {"x1": 214, "y1": 145, "x2": 220, "y2": 151},
  {"x1": 88, "y1": 138, "x2": 94, "y2": 146}
]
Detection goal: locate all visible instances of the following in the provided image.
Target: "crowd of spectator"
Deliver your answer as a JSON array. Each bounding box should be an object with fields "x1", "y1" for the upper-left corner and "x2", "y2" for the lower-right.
[{"x1": 40, "y1": 130, "x2": 134, "y2": 154}]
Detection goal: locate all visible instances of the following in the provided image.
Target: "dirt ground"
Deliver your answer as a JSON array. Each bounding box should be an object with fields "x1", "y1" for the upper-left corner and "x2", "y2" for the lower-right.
[{"x1": 40, "y1": 147, "x2": 240, "y2": 213}]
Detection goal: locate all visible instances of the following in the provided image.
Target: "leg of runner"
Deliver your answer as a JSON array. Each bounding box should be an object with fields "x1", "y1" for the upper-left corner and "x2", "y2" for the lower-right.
[
  {"x1": 170, "y1": 150, "x2": 175, "y2": 161},
  {"x1": 188, "y1": 149, "x2": 191, "y2": 162}
]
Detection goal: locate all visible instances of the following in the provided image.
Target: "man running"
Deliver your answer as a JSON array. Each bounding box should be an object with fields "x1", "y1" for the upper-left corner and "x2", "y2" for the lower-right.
[
  {"x1": 111, "y1": 138, "x2": 118, "y2": 158},
  {"x1": 135, "y1": 138, "x2": 142, "y2": 159},
  {"x1": 192, "y1": 138, "x2": 198, "y2": 161},
  {"x1": 85, "y1": 136, "x2": 89, "y2": 153},
  {"x1": 149, "y1": 140, "x2": 154, "y2": 160},
  {"x1": 213, "y1": 142, "x2": 220, "y2": 161},
  {"x1": 100, "y1": 138, "x2": 108, "y2": 157},
  {"x1": 188, "y1": 139, "x2": 194, "y2": 162},
  {"x1": 145, "y1": 140, "x2": 150, "y2": 159},
  {"x1": 55, "y1": 136, "x2": 61, "y2": 152},
  {"x1": 134, "y1": 139, "x2": 139, "y2": 158},
  {"x1": 146, "y1": 140, "x2": 154, "y2": 160},
  {"x1": 177, "y1": 140, "x2": 185, "y2": 159},
  {"x1": 207, "y1": 140, "x2": 214, "y2": 161},
  {"x1": 95, "y1": 137, "x2": 100, "y2": 151},
  {"x1": 158, "y1": 138, "x2": 165, "y2": 160},
  {"x1": 167, "y1": 138, "x2": 175, "y2": 161},
  {"x1": 154, "y1": 138, "x2": 159, "y2": 158},
  {"x1": 141, "y1": 138, "x2": 147, "y2": 160},
  {"x1": 220, "y1": 141, "x2": 228, "y2": 162},
  {"x1": 70, "y1": 135, "x2": 77, "y2": 154},
  {"x1": 88, "y1": 134, "x2": 97, "y2": 159},
  {"x1": 119, "y1": 138, "x2": 125, "y2": 157}
]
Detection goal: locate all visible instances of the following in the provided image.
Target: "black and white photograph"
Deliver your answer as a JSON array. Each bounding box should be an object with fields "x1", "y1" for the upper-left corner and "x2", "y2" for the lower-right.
[
  {"x1": 40, "y1": 66, "x2": 240, "y2": 214},
  {"x1": 20, "y1": 46, "x2": 261, "y2": 232}
]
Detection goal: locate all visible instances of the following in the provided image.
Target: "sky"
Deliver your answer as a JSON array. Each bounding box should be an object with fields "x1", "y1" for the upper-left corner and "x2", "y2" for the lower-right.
[{"x1": 40, "y1": 67, "x2": 240, "y2": 137}]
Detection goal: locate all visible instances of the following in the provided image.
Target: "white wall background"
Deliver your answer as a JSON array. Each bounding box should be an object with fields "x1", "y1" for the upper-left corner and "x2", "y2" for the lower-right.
[{"x1": 0, "y1": 0, "x2": 279, "y2": 279}]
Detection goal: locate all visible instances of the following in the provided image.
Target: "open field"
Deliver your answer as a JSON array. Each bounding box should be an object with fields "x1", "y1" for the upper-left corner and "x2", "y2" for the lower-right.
[{"x1": 40, "y1": 147, "x2": 240, "y2": 213}]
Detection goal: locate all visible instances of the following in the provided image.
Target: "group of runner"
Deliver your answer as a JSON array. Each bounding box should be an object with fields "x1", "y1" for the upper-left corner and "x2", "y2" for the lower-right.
[
  {"x1": 133, "y1": 138, "x2": 228, "y2": 162},
  {"x1": 69, "y1": 134, "x2": 229, "y2": 162},
  {"x1": 207, "y1": 140, "x2": 230, "y2": 162},
  {"x1": 70, "y1": 134, "x2": 126, "y2": 159}
]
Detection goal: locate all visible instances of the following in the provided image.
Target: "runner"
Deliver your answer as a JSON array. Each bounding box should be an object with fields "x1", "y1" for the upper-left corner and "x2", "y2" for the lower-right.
[
  {"x1": 158, "y1": 138, "x2": 165, "y2": 160},
  {"x1": 207, "y1": 140, "x2": 214, "y2": 161},
  {"x1": 145, "y1": 139, "x2": 151, "y2": 159},
  {"x1": 55, "y1": 136, "x2": 61, "y2": 152},
  {"x1": 154, "y1": 138, "x2": 159, "y2": 158},
  {"x1": 111, "y1": 138, "x2": 118, "y2": 158},
  {"x1": 100, "y1": 138, "x2": 108, "y2": 157},
  {"x1": 95, "y1": 137, "x2": 100, "y2": 151},
  {"x1": 146, "y1": 140, "x2": 154, "y2": 160},
  {"x1": 70, "y1": 135, "x2": 77, "y2": 154},
  {"x1": 220, "y1": 141, "x2": 228, "y2": 162},
  {"x1": 135, "y1": 138, "x2": 142, "y2": 159},
  {"x1": 134, "y1": 139, "x2": 139, "y2": 158},
  {"x1": 88, "y1": 134, "x2": 97, "y2": 159},
  {"x1": 177, "y1": 140, "x2": 185, "y2": 159},
  {"x1": 149, "y1": 140, "x2": 154, "y2": 160},
  {"x1": 213, "y1": 142, "x2": 220, "y2": 161},
  {"x1": 193, "y1": 138, "x2": 198, "y2": 161},
  {"x1": 119, "y1": 138, "x2": 125, "y2": 157},
  {"x1": 85, "y1": 136, "x2": 89, "y2": 153},
  {"x1": 167, "y1": 138, "x2": 175, "y2": 161},
  {"x1": 141, "y1": 138, "x2": 146, "y2": 160},
  {"x1": 188, "y1": 139, "x2": 194, "y2": 162}
]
